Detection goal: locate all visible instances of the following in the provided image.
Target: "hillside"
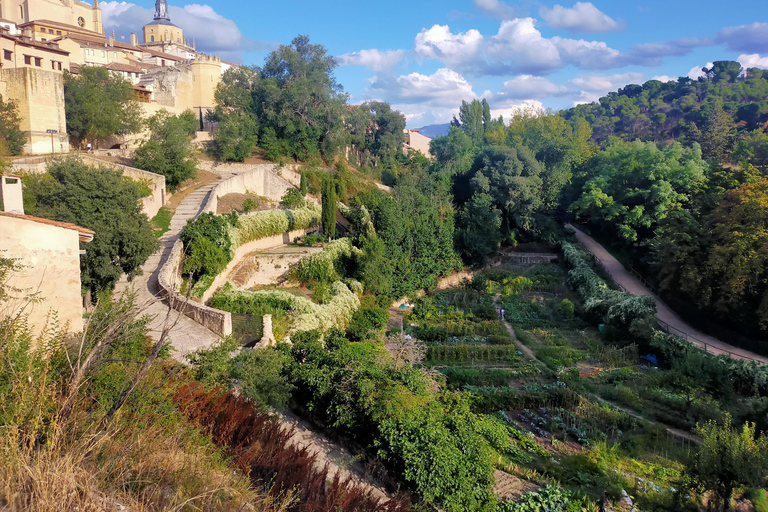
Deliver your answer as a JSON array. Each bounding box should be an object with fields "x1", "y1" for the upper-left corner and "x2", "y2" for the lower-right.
[{"x1": 561, "y1": 61, "x2": 768, "y2": 147}]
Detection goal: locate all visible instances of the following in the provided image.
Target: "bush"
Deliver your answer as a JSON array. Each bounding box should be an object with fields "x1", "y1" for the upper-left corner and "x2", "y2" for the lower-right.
[
  {"x1": 279, "y1": 188, "x2": 306, "y2": 209},
  {"x1": 348, "y1": 296, "x2": 388, "y2": 340},
  {"x1": 561, "y1": 298, "x2": 575, "y2": 320},
  {"x1": 242, "y1": 197, "x2": 259, "y2": 213},
  {"x1": 290, "y1": 238, "x2": 362, "y2": 285},
  {"x1": 230, "y1": 348, "x2": 294, "y2": 408},
  {"x1": 132, "y1": 110, "x2": 198, "y2": 191}
]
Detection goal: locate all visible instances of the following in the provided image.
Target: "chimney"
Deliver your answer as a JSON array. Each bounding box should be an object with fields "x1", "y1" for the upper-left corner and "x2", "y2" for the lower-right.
[
  {"x1": 0, "y1": 175, "x2": 25, "y2": 215},
  {"x1": 130, "y1": 32, "x2": 138, "y2": 46}
]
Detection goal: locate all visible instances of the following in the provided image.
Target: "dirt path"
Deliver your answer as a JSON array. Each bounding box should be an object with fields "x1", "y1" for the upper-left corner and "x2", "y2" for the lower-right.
[
  {"x1": 591, "y1": 396, "x2": 699, "y2": 444},
  {"x1": 494, "y1": 293, "x2": 546, "y2": 367},
  {"x1": 566, "y1": 224, "x2": 768, "y2": 364}
]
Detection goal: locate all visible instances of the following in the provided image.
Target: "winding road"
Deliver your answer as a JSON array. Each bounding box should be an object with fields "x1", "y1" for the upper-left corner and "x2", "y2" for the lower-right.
[{"x1": 566, "y1": 224, "x2": 768, "y2": 364}]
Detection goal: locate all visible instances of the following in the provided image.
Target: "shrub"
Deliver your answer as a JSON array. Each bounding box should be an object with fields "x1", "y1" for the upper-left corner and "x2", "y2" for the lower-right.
[
  {"x1": 348, "y1": 296, "x2": 389, "y2": 340},
  {"x1": 561, "y1": 298, "x2": 575, "y2": 320},
  {"x1": 290, "y1": 238, "x2": 362, "y2": 285},
  {"x1": 230, "y1": 204, "x2": 321, "y2": 249},
  {"x1": 242, "y1": 197, "x2": 259, "y2": 213},
  {"x1": 279, "y1": 187, "x2": 305, "y2": 209},
  {"x1": 229, "y1": 348, "x2": 294, "y2": 408}
]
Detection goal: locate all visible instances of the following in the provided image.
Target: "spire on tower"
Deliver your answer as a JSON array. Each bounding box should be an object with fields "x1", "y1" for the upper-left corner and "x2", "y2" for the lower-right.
[{"x1": 154, "y1": 0, "x2": 170, "y2": 21}]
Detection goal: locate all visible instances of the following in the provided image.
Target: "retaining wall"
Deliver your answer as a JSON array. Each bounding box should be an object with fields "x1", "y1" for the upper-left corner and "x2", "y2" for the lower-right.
[
  {"x1": 158, "y1": 239, "x2": 233, "y2": 336},
  {"x1": 199, "y1": 224, "x2": 321, "y2": 303},
  {"x1": 200, "y1": 164, "x2": 297, "y2": 214},
  {"x1": 391, "y1": 270, "x2": 474, "y2": 308},
  {"x1": 507, "y1": 252, "x2": 560, "y2": 264}
]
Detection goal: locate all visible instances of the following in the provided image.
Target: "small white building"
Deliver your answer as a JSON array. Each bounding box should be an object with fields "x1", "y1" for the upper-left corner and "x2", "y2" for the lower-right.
[{"x1": 403, "y1": 129, "x2": 432, "y2": 159}]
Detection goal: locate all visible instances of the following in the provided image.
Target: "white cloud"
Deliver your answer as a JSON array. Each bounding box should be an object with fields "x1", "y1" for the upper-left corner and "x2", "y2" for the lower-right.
[
  {"x1": 717, "y1": 22, "x2": 768, "y2": 53},
  {"x1": 473, "y1": 0, "x2": 515, "y2": 20},
  {"x1": 539, "y1": 2, "x2": 624, "y2": 33},
  {"x1": 491, "y1": 100, "x2": 545, "y2": 122},
  {"x1": 631, "y1": 37, "x2": 711, "y2": 62},
  {"x1": 568, "y1": 72, "x2": 644, "y2": 103},
  {"x1": 496, "y1": 75, "x2": 566, "y2": 99},
  {"x1": 651, "y1": 75, "x2": 675, "y2": 83},
  {"x1": 338, "y1": 49, "x2": 405, "y2": 72},
  {"x1": 687, "y1": 62, "x2": 714, "y2": 80},
  {"x1": 367, "y1": 68, "x2": 479, "y2": 125},
  {"x1": 100, "y1": 1, "x2": 274, "y2": 62},
  {"x1": 414, "y1": 18, "x2": 624, "y2": 76},
  {"x1": 738, "y1": 53, "x2": 768, "y2": 71}
]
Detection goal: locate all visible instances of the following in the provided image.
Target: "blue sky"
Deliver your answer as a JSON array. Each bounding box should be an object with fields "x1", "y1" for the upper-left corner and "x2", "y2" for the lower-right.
[{"x1": 100, "y1": 0, "x2": 768, "y2": 127}]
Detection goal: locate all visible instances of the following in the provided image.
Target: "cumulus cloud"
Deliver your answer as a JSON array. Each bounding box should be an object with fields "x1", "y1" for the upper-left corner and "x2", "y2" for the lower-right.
[
  {"x1": 717, "y1": 22, "x2": 768, "y2": 53},
  {"x1": 494, "y1": 75, "x2": 567, "y2": 99},
  {"x1": 687, "y1": 62, "x2": 714, "y2": 80},
  {"x1": 491, "y1": 100, "x2": 545, "y2": 122},
  {"x1": 473, "y1": 0, "x2": 515, "y2": 20},
  {"x1": 415, "y1": 18, "x2": 624, "y2": 76},
  {"x1": 539, "y1": 2, "x2": 624, "y2": 33},
  {"x1": 366, "y1": 68, "x2": 480, "y2": 125},
  {"x1": 738, "y1": 54, "x2": 768, "y2": 70},
  {"x1": 651, "y1": 75, "x2": 676, "y2": 83},
  {"x1": 567, "y1": 72, "x2": 644, "y2": 103},
  {"x1": 338, "y1": 49, "x2": 405, "y2": 72},
  {"x1": 100, "y1": 1, "x2": 275, "y2": 62}
]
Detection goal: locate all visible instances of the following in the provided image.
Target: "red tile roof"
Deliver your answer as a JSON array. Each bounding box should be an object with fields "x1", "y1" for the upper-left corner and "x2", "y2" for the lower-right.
[{"x1": 0, "y1": 211, "x2": 95, "y2": 242}]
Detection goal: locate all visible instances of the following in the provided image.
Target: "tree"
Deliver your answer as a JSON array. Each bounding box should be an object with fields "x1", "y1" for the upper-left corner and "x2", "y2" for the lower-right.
[
  {"x1": 456, "y1": 193, "x2": 502, "y2": 265},
  {"x1": 686, "y1": 415, "x2": 768, "y2": 510},
  {"x1": 348, "y1": 101, "x2": 406, "y2": 167},
  {"x1": 459, "y1": 100, "x2": 484, "y2": 144},
  {"x1": 481, "y1": 99, "x2": 492, "y2": 134},
  {"x1": 21, "y1": 157, "x2": 157, "y2": 294},
  {"x1": 699, "y1": 99, "x2": 736, "y2": 163},
  {"x1": 63, "y1": 67, "x2": 142, "y2": 148},
  {"x1": 321, "y1": 177, "x2": 337, "y2": 239},
  {"x1": 132, "y1": 110, "x2": 198, "y2": 190},
  {"x1": 300, "y1": 172, "x2": 308, "y2": 195},
  {"x1": 213, "y1": 111, "x2": 258, "y2": 162},
  {"x1": 0, "y1": 95, "x2": 26, "y2": 155}
]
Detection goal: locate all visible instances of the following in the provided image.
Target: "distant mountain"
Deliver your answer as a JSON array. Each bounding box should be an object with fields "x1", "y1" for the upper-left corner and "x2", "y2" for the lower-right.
[{"x1": 416, "y1": 123, "x2": 451, "y2": 139}]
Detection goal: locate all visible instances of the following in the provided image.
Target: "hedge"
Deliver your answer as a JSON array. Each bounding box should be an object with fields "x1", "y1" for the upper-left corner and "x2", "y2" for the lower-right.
[
  {"x1": 229, "y1": 204, "x2": 321, "y2": 250},
  {"x1": 426, "y1": 345, "x2": 521, "y2": 363},
  {"x1": 211, "y1": 281, "x2": 359, "y2": 336},
  {"x1": 289, "y1": 238, "x2": 363, "y2": 284}
]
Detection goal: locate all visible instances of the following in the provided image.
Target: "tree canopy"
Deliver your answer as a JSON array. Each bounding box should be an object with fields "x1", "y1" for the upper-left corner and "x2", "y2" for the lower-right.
[
  {"x1": 132, "y1": 110, "x2": 198, "y2": 191},
  {"x1": 0, "y1": 95, "x2": 26, "y2": 156}
]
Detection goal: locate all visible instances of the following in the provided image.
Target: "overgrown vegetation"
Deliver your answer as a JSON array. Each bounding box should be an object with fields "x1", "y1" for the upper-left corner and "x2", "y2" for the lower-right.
[{"x1": 132, "y1": 109, "x2": 198, "y2": 191}]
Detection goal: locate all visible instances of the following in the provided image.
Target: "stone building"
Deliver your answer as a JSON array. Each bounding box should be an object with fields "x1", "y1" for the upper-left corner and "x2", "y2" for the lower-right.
[
  {"x1": 0, "y1": 174, "x2": 93, "y2": 338},
  {"x1": 0, "y1": 0, "x2": 103, "y2": 36},
  {"x1": 0, "y1": 27, "x2": 70, "y2": 154},
  {"x1": 403, "y1": 129, "x2": 433, "y2": 159}
]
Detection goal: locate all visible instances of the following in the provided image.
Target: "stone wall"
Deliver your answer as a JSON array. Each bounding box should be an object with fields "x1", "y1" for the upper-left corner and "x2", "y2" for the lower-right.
[
  {"x1": 200, "y1": 164, "x2": 296, "y2": 213},
  {"x1": 157, "y1": 239, "x2": 233, "y2": 336},
  {"x1": 391, "y1": 270, "x2": 474, "y2": 308},
  {"x1": 507, "y1": 253, "x2": 560, "y2": 264},
  {"x1": 0, "y1": 215, "x2": 85, "y2": 337},
  {"x1": 199, "y1": 224, "x2": 321, "y2": 303}
]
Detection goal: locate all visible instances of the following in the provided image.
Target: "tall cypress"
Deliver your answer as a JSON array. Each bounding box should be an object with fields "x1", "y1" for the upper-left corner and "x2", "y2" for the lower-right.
[
  {"x1": 321, "y1": 178, "x2": 337, "y2": 239},
  {"x1": 300, "y1": 172, "x2": 307, "y2": 195}
]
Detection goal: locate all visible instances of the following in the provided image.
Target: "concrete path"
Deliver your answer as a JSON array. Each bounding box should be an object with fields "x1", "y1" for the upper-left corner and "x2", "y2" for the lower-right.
[
  {"x1": 566, "y1": 224, "x2": 768, "y2": 364},
  {"x1": 114, "y1": 176, "x2": 233, "y2": 361}
]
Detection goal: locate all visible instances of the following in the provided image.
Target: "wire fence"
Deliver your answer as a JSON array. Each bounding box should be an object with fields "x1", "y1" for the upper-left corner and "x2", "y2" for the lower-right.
[{"x1": 571, "y1": 239, "x2": 766, "y2": 365}]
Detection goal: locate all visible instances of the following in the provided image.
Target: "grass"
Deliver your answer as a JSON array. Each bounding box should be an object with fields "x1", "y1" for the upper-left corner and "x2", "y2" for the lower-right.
[{"x1": 151, "y1": 206, "x2": 172, "y2": 238}]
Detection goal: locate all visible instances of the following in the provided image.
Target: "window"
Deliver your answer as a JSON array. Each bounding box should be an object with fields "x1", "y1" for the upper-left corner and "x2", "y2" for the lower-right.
[
  {"x1": 34, "y1": 57, "x2": 41, "y2": 67},
  {"x1": 150, "y1": 35, "x2": 154, "y2": 42},
  {"x1": 19, "y1": 6, "x2": 23, "y2": 18},
  {"x1": 48, "y1": 29, "x2": 53, "y2": 34},
  {"x1": 58, "y1": 62, "x2": 62, "y2": 70},
  {"x1": 23, "y1": 55, "x2": 31, "y2": 65},
  {"x1": 56, "y1": 30, "x2": 61, "y2": 35},
  {"x1": 101, "y1": 51, "x2": 105, "y2": 57},
  {"x1": 113, "y1": 52, "x2": 117, "y2": 58},
  {"x1": 40, "y1": 27, "x2": 45, "y2": 32},
  {"x1": 3, "y1": 50, "x2": 12, "y2": 61}
]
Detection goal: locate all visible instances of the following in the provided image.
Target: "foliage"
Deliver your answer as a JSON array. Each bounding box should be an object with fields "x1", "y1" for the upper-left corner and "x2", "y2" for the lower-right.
[
  {"x1": 132, "y1": 110, "x2": 198, "y2": 191},
  {"x1": 279, "y1": 187, "x2": 305, "y2": 209},
  {"x1": 0, "y1": 95, "x2": 26, "y2": 155},
  {"x1": 211, "y1": 281, "x2": 360, "y2": 335},
  {"x1": 214, "y1": 110, "x2": 259, "y2": 162},
  {"x1": 21, "y1": 158, "x2": 157, "y2": 294},
  {"x1": 180, "y1": 211, "x2": 238, "y2": 278},
  {"x1": 230, "y1": 204, "x2": 321, "y2": 248},
  {"x1": 229, "y1": 347, "x2": 295, "y2": 408},
  {"x1": 290, "y1": 237, "x2": 362, "y2": 285},
  {"x1": 322, "y1": 178, "x2": 337, "y2": 238},
  {"x1": 241, "y1": 197, "x2": 259, "y2": 213},
  {"x1": 456, "y1": 192, "x2": 502, "y2": 265},
  {"x1": 685, "y1": 415, "x2": 768, "y2": 510},
  {"x1": 499, "y1": 485, "x2": 591, "y2": 512},
  {"x1": 150, "y1": 206, "x2": 172, "y2": 237},
  {"x1": 63, "y1": 67, "x2": 142, "y2": 147},
  {"x1": 346, "y1": 101, "x2": 406, "y2": 168},
  {"x1": 347, "y1": 295, "x2": 388, "y2": 340}
]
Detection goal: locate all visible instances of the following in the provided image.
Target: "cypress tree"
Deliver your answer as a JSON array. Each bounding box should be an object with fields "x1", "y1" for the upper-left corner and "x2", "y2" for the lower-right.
[
  {"x1": 321, "y1": 178, "x2": 336, "y2": 239},
  {"x1": 300, "y1": 172, "x2": 307, "y2": 195}
]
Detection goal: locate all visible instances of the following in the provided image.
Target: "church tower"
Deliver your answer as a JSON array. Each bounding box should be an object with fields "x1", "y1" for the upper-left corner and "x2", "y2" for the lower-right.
[{"x1": 142, "y1": 0, "x2": 185, "y2": 47}]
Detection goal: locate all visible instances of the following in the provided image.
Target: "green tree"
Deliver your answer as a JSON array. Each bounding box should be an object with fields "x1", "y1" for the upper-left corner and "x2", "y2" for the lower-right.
[
  {"x1": 481, "y1": 99, "x2": 492, "y2": 134},
  {"x1": 0, "y1": 95, "x2": 26, "y2": 155},
  {"x1": 699, "y1": 99, "x2": 736, "y2": 163},
  {"x1": 456, "y1": 193, "x2": 502, "y2": 265},
  {"x1": 63, "y1": 67, "x2": 142, "y2": 148},
  {"x1": 230, "y1": 348, "x2": 294, "y2": 408},
  {"x1": 686, "y1": 415, "x2": 768, "y2": 510},
  {"x1": 300, "y1": 172, "x2": 308, "y2": 194},
  {"x1": 21, "y1": 158, "x2": 157, "y2": 294},
  {"x1": 213, "y1": 111, "x2": 258, "y2": 162},
  {"x1": 132, "y1": 110, "x2": 198, "y2": 190},
  {"x1": 459, "y1": 99, "x2": 484, "y2": 144},
  {"x1": 321, "y1": 178, "x2": 337, "y2": 238}
]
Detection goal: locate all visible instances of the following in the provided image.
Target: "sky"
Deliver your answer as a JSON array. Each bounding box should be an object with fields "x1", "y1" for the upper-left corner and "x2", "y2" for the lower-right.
[{"x1": 99, "y1": 0, "x2": 768, "y2": 127}]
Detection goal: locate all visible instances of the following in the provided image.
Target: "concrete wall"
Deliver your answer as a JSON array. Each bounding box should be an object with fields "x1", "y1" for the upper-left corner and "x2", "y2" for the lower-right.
[
  {"x1": 1, "y1": 215, "x2": 85, "y2": 336},
  {"x1": 157, "y1": 239, "x2": 232, "y2": 336},
  {"x1": 201, "y1": 164, "x2": 296, "y2": 214}
]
